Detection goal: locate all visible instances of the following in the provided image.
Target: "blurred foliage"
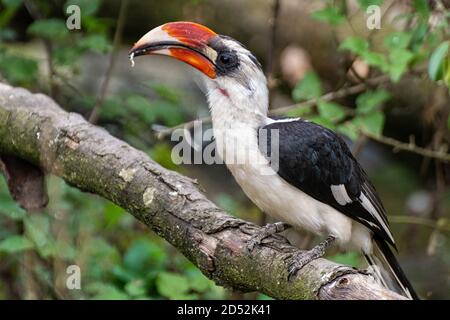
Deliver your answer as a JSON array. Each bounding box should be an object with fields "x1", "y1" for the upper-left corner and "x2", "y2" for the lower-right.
[
  {"x1": 0, "y1": 176, "x2": 226, "y2": 299},
  {"x1": 291, "y1": 0, "x2": 450, "y2": 133},
  {"x1": 0, "y1": 0, "x2": 224, "y2": 300}
]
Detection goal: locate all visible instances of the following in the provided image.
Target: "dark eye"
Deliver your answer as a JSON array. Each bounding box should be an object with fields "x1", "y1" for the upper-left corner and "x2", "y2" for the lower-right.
[
  {"x1": 220, "y1": 53, "x2": 232, "y2": 64},
  {"x1": 216, "y1": 51, "x2": 238, "y2": 70}
]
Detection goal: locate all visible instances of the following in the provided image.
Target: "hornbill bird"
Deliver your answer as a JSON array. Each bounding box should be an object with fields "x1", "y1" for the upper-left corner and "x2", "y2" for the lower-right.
[{"x1": 129, "y1": 21, "x2": 418, "y2": 299}]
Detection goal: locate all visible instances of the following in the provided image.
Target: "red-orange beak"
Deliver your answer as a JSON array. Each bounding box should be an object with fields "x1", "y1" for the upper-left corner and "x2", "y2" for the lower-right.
[{"x1": 129, "y1": 22, "x2": 218, "y2": 78}]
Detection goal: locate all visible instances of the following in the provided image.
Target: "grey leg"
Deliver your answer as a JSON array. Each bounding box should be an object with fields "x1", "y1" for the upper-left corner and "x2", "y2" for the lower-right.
[
  {"x1": 288, "y1": 235, "x2": 336, "y2": 281},
  {"x1": 246, "y1": 222, "x2": 290, "y2": 252}
]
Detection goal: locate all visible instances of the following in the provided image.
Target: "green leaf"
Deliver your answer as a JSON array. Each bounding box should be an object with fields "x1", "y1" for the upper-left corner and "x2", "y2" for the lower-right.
[
  {"x1": 0, "y1": 0, "x2": 21, "y2": 28},
  {"x1": 353, "y1": 111, "x2": 385, "y2": 135},
  {"x1": 448, "y1": 114, "x2": 450, "y2": 130},
  {"x1": 428, "y1": 41, "x2": 449, "y2": 81},
  {"x1": 0, "y1": 54, "x2": 38, "y2": 86},
  {"x1": 24, "y1": 215, "x2": 56, "y2": 258},
  {"x1": 124, "y1": 279, "x2": 147, "y2": 297},
  {"x1": 413, "y1": 0, "x2": 430, "y2": 19},
  {"x1": 444, "y1": 57, "x2": 450, "y2": 88},
  {"x1": 215, "y1": 193, "x2": 239, "y2": 215},
  {"x1": 309, "y1": 116, "x2": 335, "y2": 130},
  {"x1": 286, "y1": 105, "x2": 313, "y2": 117},
  {"x1": 188, "y1": 270, "x2": 213, "y2": 293},
  {"x1": 292, "y1": 72, "x2": 322, "y2": 101},
  {"x1": 339, "y1": 36, "x2": 369, "y2": 55},
  {"x1": 361, "y1": 51, "x2": 388, "y2": 70},
  {"x1": 156, "y1": 272, "x2": 190, "y2": 299},
  {"x1": 148, "y1": 83, "x2": 181, "y2": 104},
  {"x1": 78, "y1": 34, "x2": 111, "y2": 54},
  {"x1": 86, "y1": 283, "x2": 129, "y2": 300},
  {"x1": 53, "y1": 46, "x2": 82, "y2": 66},
  {"x1": 317, "y1": 101, "x2": 346, "y2": 122},
  {"x1": 99, "y1": 97, "x2": 127, "y2": 120},
  {"x1": 84, "y1": 237, "x2": 121, "y2": 280},
  {"x1": 388, "y1": 48, "x2": 414, "y2": 82},
  {"x1": 357, "y1": 0, "x2": 383, "y2": 9},
  {"x1": 82, "y1": 16, "x2": 114, "y2": 34},
  {"x1": 0, "y1": 185, "x2": 26, "y2": 220},
  {"x1": 150, "y1": 143, "x2": 179, "y2": 171},
  {"x1": 356, "y1": 89, "x2": 391, "y2": 114},
  {"x1": 149, "y1": 100, "x2": 185, "y2": 127},
  {"x1": 0, "y1": 28, "x2": 16, "y2": 41},
  {"x1": 383, "y1": 32, "x2": 412, "y2": 50},
  {"x1": 337, "y1": 122, "x2": 359, "y2": 141},
  {"x1": 125, "y1": 95, "x2": 155, "y2": 123},
  {"x1": 123, "y1": 238, "x2": 167, "y2": 275},
  {"x1": 311, "y1": 7, "x2": 344, "y2": 25},
  {"x1": 27, "y1": 19, "x2": 69, "y2": 41},
  {"x1": 410, "y1": 21, "x2": 428, "y2": 51},
  {"x1": 104, "y1": 202, "x2": 125, "y2": 227},
  {"x1": 0, "y1": 235, "x2": 34, "y2": 253}
]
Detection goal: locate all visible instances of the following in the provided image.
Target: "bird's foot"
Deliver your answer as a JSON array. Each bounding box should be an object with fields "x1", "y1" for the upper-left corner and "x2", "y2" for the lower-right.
[
  {"x1": 288, "y1": 236, "x2": 335, "y2": 281},
  {"x1": 246, "y1": 222, "x2": 290, "y2": 253}
]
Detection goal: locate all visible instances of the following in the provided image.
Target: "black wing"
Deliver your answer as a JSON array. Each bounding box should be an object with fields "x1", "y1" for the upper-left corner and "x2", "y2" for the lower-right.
[{"x1": 259, "y1": 119, "x2": 395, "y2": 248}]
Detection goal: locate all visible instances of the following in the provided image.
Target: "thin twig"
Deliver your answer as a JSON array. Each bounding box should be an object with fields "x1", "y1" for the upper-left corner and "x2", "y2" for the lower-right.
[
  {"x1": 270, "y1": 74, "x2": 390, "y2": 115},
  {"x1": 23, "y1": 0, "x2": 58, "y2": 99},
  {"x1": 362, "y1": 131, "x2": 450, "y2": 162},
  {"x1": 89, "y1": 0, "x2": 129, "y2": 124},
  {"x1": 389, "y1": 216, "x2": 450, "y2": 232},
  {"x1": 152, "y1": 116, "x2": 210, "y2": 140},
  {"x1": 266, "y1": 0, "x2": 281, "y2": 79}
]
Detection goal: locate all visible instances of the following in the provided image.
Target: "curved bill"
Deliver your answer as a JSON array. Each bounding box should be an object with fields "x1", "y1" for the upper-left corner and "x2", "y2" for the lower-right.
[{"x1": 129, "y1": 21, "x2": 218, "y2": 78}]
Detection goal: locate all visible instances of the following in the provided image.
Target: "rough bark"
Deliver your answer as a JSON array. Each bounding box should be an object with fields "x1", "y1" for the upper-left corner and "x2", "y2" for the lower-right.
[{"x1": 0, "y1": 83, "x2": 407, "y2": 300}]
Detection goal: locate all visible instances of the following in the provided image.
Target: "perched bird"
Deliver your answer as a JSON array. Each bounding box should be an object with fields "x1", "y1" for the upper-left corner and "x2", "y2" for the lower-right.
[{"x1": 129, "y1": 21, "x2": 418, "y2": 299}]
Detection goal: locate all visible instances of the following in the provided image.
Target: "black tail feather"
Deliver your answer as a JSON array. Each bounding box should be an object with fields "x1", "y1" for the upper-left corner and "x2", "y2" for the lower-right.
[{"x1": 364, "y1": 235, "x2": 419, "y2": 300}]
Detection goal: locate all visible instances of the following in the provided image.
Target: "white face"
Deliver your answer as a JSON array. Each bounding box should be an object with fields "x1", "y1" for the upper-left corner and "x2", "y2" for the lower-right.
[{"x1": 202, "y1": 36, "x2": 269, "y2": 117}]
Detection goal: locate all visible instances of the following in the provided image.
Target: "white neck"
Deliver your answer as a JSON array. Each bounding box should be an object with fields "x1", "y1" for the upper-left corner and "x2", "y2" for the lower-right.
[
  {"x1": 205, "y1": 77, "x2": 269, "y2": 130},
  {"x1": 203, "y1": 76, "x2": 270, "y2": 167}
]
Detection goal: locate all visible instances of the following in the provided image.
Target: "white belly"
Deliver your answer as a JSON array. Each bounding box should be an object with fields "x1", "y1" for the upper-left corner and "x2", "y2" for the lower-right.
[{"x1": 228, "y1": 162, "x2": 372, "y2": 252}]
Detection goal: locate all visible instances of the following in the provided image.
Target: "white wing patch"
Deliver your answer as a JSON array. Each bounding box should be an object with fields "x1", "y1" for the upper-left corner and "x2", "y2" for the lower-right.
[
  {"x1": 264, "y1": 117, "x2": 300, "y2": 125},
  {"x1": 359, "y1": 193, "x2": 395, "y2": 244},
  {"x1": 331, "y1": 184, "x2": 352, "y2": 206}
]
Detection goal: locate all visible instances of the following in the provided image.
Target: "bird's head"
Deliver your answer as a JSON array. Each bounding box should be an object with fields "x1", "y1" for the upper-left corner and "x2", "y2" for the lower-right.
[{"x1": 129, "y1": 22, "x2": 268, "y2": 116}]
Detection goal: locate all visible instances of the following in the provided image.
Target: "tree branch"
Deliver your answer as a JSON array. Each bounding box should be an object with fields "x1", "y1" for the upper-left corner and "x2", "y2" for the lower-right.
[
  {"x1": 362, "y1": 131, "x2": 450, "y2": 162},
  {"x1": 0, "y1": 83, "x2": 407, "y2": 300}
]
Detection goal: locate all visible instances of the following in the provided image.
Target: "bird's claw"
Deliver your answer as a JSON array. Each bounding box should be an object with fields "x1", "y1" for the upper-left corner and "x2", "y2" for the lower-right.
[
  {"x1": 245, "y1": 222, "x2": 289, "y2": 253},
  {"x1": 287, "y1": 235, "x2": 336, "y2": 281},
  {"x1": 287, "y1": 251, "x2": 317, "y2": 281},
  {"x1": 246, "y1": 232, "x2": 267, "y2": 253}
]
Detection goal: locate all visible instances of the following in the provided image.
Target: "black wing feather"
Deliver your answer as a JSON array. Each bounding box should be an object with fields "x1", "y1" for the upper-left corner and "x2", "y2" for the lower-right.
[{"x1": 259, "y1": 119, "x2": 395, "y2": 248}]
